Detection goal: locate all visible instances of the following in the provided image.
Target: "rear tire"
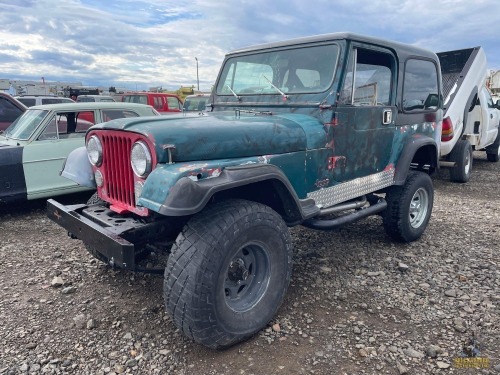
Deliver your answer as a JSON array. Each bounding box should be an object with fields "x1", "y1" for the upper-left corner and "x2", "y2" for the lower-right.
[
  {"x1": 449, "y1": 139, "x2": 473, "y2": 182},
  {"x1": 383, "y1": 171, "x2": 433, "y2": 243},
  {"x1": 486, "y1": 133, "x2": 500, "y2": 162},
  {"x1": 163, "y1": 199, "x2": 293, "y2": 349}
]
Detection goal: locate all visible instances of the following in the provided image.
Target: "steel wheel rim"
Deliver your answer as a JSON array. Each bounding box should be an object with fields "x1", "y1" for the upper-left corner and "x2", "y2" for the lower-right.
[
  {"x1": 224, "y1": 243, "x2": 270, "y2": 312},
  {"x1": 409, "y1": 187, "x2": 429, "y2": 228},
  {"x1": 464, "y1": 148, "x2": 471, "y2": 175}
]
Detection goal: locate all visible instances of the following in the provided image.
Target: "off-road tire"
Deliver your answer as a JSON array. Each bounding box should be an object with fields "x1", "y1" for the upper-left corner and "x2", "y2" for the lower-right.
[
  {"x1": 84, "y1": 192, "x2": 108, "y2": 264},
  {"x1": 486, "y1": 133, "x2": 500, "y2": 162},
  {"x1": 163, "y1": 199, "x2": 293, "y2": 349},
  {"x1": 449, "y1": 139, "x2": 473, "y2": 182},
  {"x1": 383, "y1": 171, "x2": 433, "y2": 243}
]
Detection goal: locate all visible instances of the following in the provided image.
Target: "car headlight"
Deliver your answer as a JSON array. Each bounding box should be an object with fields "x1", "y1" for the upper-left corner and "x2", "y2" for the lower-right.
[
  {"x1": 131, "y1": 141, "x2": 152, "y2": 177},
  {"x1": 87, "y1": 135, "x2": 103, "y2": 166}
]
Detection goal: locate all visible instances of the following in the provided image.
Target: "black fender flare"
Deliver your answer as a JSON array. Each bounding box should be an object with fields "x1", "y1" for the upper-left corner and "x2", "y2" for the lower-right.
[
  {"x1": 393, "y1": 136, "x2": 438, "y2": 185},
  {"x1": 155, "y1": 163, "x2": 318, "y2": 222}
]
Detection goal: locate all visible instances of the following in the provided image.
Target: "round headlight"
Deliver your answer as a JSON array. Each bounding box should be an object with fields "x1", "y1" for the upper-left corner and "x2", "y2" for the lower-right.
[
  {"x1": 87, "y1": 135, "x2": 103, "y2": 166},
  {"x1": 131, "y1": 141, "x2": 152, "y2": 177}
]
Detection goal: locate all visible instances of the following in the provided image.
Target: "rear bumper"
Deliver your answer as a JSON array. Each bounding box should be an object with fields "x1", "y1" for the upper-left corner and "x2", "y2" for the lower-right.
[{"x1": 47, "y1": 199, "x2": 157, "y2": 271}]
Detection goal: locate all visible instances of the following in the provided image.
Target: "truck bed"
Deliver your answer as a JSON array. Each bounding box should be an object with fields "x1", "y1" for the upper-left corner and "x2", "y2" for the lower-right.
[{"x1": 437, "y1": 47, "x2": 480, "y2": 113}]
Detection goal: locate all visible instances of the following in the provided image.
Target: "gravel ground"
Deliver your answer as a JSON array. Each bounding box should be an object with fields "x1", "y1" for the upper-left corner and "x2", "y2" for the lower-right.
[{"x1": 0, "y1": 152, "x2": 499, "y2": 375}]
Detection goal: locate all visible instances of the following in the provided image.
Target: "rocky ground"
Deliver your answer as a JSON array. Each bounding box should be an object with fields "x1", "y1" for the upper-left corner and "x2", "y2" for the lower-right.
[{"x1": 0, "y1": 152, "x2": 499, "y2": 375}]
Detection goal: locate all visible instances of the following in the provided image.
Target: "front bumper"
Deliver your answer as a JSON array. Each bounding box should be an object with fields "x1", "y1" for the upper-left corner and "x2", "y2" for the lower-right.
[{"x1": 47, "y1": 199, "x2": 165, "y2": 272}]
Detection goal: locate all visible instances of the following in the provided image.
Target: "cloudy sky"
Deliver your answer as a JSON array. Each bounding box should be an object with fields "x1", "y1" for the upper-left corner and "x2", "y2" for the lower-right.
[{"x1": 1, "y1": 0, "x2": 499, "y2": 92}]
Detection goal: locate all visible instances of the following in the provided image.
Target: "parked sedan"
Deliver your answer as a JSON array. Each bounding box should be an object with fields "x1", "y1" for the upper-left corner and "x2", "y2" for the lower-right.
[{"x1": 0, "y1": 102, "x2": 159, "y2": 204}]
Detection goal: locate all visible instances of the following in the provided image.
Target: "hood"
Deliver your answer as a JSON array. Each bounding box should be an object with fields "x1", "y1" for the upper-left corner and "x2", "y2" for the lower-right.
[{"x1": 95, "y1": 112, "x2": 318, "y2": 163}]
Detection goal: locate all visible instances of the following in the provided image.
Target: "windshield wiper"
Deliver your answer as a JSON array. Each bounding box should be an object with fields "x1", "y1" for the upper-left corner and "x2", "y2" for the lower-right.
[
  {"x1": 262, "y1": 75, "x2": 288, "y2": 100},
  {"x1": 225, "y1": 84, "x2": 241, "y2": 101}
]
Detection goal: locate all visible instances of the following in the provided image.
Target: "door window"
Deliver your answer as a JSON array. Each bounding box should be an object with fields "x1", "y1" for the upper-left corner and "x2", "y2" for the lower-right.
[
  {"x1": 339, "y1": 48, "x2": 394, "y2": 106},
  {"x1": 403, "y1": 59, "x2": 439, "y2": 112}
]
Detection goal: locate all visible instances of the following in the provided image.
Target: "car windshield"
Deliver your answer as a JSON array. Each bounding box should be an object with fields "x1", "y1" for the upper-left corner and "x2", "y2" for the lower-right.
[
  {"x1": 216, "y1": 44, "x2": 339, "y2": 96},
  {"x1": 2, "y1": 109, "x2": 49, "y2": 140},
  {"x1": 184, "y1": 97, "x2": 208, "y2": 111}
]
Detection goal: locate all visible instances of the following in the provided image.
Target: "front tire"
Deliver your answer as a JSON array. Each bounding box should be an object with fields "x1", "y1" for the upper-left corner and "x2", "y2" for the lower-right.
[
  {"x1": 486, "y1": 132, "x2": 500, "y2": 162},
  {"x1": 449, "y1": 139, "x2": 473, "y2": 182},
  {"x1": 164, "y1": 199, "x2": 293, "y2": 349},
  {"x1": 383, "y1": 171, "x2": 434, "y2": 243}
]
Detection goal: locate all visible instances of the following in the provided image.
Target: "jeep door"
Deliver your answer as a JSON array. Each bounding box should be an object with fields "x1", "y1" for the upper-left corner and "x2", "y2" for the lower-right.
[{"x1": 332, "y1": 45, "x2": 397, "y2": 182}]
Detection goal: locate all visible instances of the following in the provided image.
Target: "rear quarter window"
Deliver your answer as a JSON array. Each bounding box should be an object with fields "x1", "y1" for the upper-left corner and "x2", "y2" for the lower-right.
[
  {"x1": 403, "y1": 59, "x2": 439, "y2": 112},
  {"x1": 123, "y1": 95, "x2": 148, "y2": 105},
  {"x1": 18, "y1": 98, "x2": 36, "y2": 107}
]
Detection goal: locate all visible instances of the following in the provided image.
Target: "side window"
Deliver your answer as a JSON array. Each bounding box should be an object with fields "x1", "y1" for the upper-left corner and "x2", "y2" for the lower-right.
[
  {"x1": 339, "y1": 48, "x2": 393, "y2": 106},
  {"x1": 75, "y1": 111, "x2": 95, "y2": 132},
  {"x1": 153, "y1": 97, "x2": 163, "y2": 110},
  {"x1": 42, "y1": 98, "x2": 64, "y2": 105},
  {"x1": 38, "y1": 115, "x2": 59, "y2": 140},
  {"x1": 102, "y1": 109, "x2": 140, "y2": 121},
  {"x1": 485, "y1": 90, "x2": 494, "y2": 108},
  {"x1": 167, "y1": 97, "x2": 181, "y2": 110},
  {"x1": 403, "y1": 59, "x2": 439, "y2": 112},
  {"x1": 18, "y1": 98, "x2": 36, "y2": 107},
  {"x1": 124, "y1": 95, "x2": 147, "y2": 105}
]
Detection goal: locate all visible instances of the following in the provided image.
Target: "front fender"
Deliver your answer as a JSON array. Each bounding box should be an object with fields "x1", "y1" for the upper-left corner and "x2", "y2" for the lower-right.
[
  {"x1": 60, "y1": 146, "x2": 96, "y2": 188},
  {"x1": 137, "y1": 159, "x2": 312, "y2": 218}
]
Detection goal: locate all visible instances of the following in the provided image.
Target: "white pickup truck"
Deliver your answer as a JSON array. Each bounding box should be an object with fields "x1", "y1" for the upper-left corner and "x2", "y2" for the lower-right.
[{"x1": 438, "y1": 47, "x2": 500, "y2": 182}]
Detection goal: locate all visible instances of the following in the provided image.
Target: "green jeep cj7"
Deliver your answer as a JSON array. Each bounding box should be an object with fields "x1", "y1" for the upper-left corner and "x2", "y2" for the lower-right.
[{"x1": 48, "y1": 32, "x2": 442, "y2": 349}]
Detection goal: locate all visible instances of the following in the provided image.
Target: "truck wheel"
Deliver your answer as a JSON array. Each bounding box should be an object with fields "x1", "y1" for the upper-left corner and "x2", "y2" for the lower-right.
[
  {"x1": 163, "y1": 199, "x2": 293, "y2": 349},
  {"x1": 449, "y1": 139, "x2": 473, "y2": 182},
  {"x1": 383, "y1": 171, "x2": 433, "y2": 243},
  {"x1": 487, "y1": 147, "x2": 500, "y2": 162},
  {"x1": 486, "y1": 133, "x2": 500, "y2": 162}
]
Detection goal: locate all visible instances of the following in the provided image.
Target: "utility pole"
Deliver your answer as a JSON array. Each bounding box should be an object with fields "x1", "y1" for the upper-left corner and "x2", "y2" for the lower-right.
[{"x1": 195, "y1": 57, "x2": 199, "y2": 92}]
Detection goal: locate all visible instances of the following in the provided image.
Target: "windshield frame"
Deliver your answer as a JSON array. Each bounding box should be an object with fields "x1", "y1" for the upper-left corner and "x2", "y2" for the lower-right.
[
  {"x1": 2, "y1": 109, "x2": 50, "y2": 140},
  {"x1": 216, "y1": 43, "x2": 340, "y2": 97}
]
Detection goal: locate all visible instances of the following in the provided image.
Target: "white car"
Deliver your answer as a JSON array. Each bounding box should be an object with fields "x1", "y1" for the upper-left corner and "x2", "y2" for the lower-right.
[{"x1": 14, "y1": 95, "x2": 74, "y2": 107}]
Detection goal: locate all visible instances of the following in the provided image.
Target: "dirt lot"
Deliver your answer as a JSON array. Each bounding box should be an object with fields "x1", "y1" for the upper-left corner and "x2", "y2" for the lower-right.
[{"x1": 1, "y1": 153, "x2": 499, "y2": 375}]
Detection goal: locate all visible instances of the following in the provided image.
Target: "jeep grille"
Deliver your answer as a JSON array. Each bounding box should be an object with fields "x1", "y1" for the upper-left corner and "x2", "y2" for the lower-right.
[{"x1": 100, "y1": 133, "x2": 136, "y2": 210}]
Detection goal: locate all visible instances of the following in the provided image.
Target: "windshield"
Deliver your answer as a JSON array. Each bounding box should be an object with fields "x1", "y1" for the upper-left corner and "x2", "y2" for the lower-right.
[
  {"x1": 2, "y1": 109, "x2": 49, "y2": 140},
  {"x1": 184, "y1": 97, "x2": 208, "y2": 111},
  {"x1": 216, "y1": 44, "x2": 339, "y2": 96}
]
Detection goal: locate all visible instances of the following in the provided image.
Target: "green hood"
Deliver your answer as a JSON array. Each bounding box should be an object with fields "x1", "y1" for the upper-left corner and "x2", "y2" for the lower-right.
[{"x1": 95, "y1": 112, "x2": 324, "y2": 163}]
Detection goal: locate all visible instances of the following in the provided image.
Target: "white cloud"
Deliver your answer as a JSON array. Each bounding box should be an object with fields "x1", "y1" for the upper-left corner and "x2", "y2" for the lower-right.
[{"x1": 0, "y1": 0, "x2": 499, "y2": 90}]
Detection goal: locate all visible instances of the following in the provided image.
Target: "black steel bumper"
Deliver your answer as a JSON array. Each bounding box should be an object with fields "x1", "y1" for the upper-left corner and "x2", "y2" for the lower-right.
[{"x1": 47, "y1": 199, "x2": 155, "y2": 271}]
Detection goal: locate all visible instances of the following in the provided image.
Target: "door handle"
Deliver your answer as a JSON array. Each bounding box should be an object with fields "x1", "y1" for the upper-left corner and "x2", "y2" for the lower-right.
[{"x1": 383, "y1": 109, "x2": 392, "y2": 125}]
